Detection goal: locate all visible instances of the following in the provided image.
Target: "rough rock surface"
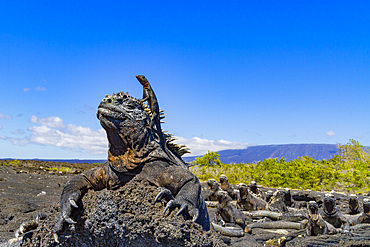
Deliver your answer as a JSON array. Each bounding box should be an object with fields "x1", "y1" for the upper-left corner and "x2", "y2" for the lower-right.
[{"x1": 22, "y1": 176, "x2": 225, "y2": 247}]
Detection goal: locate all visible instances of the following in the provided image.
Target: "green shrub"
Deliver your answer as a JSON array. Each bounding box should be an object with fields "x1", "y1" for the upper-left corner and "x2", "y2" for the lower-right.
[{"x1": 189, "y1": 139, "x2": 370, "y2": 193}]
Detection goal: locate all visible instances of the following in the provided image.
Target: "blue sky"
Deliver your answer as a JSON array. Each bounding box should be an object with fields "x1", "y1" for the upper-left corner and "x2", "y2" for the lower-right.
[{"x1": 0, "y1": 1, "x2": 369, "y2": 159}]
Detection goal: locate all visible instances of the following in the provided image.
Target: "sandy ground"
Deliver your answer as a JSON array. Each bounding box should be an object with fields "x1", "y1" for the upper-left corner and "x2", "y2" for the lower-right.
[{"x1": 0, "y1": 160, "x2": 97, "y2": 242}]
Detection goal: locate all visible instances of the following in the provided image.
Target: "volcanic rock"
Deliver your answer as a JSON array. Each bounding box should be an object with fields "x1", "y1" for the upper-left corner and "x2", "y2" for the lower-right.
[{"x1": 22, "y1": 176, "x2": 225, "y2": 247}]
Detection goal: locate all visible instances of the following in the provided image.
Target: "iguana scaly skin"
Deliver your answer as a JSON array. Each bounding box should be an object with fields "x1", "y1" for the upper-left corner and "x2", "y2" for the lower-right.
[
  {"x1": 346, "y1": 194, "x2": 361, "y2": 215},
  {"x1": 349, "y1": 198, "x2": 370, "y2": 226},
  {"x1": 267, "y1": 190, "x2": 288, "y2": 213},
  {"x1": 306, "y1": 201, "x2": 340, "y2": 236},
  {"x1": 214, "y1": 191, "x2": 251, "y2": 233},
  {"x1": 237, "y1": 183, "x2": 267, "y2": 211},
  {"x1": 320, "y1": 193, "x2": 350, "y2": 233},
  {"x1": 53, "y1": 77, "x2": 210, "y2": 241},
  {"x1": 219, "y1": 175, "x2": 238, "y2": 200}
]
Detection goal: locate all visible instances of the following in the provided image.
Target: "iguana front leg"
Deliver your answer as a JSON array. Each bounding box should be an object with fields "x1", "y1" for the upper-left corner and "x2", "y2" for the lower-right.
[
  {"x1": 53, "y1": 166, "x2": 108, "y2": 241},
  {"x1": 143, "y1": 162, "x2": 210, "y2": 231}
]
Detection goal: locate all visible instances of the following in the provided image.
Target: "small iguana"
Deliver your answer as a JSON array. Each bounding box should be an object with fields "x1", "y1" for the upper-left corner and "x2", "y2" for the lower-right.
[
  {"x1": 219, "y1": 175, "x2": 238, "y2": 200},
  {"x1": 346, "y1": 194, "x2": 361, "y2": 215},
  {"x1": 135, "y1": 75, "x2": 183, "y2": 165},
  {"x1": 237, "y1": 183, "x2": 267, "y2": 211},
  {"x1": 349, "y1": 198, "x2": 370, "y2": 226},
  {"x1": 214, "y1": 190, "x2": 251, "y2": 233},
  {"x1": 306, "y1": 201, "x2": 340, "y2": 236},
  {"x1": 249, "y1": 181, "x2": 266, "y2": 200},
  {"x1": 320, "y1": 193, "x2": 350, "y2": 233}
]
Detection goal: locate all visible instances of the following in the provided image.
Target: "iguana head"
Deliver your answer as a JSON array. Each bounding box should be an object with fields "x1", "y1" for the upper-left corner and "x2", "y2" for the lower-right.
[
  {"x1": 308, "y1": 201, "x2": 319, "y2": 218},
  {"x1": 219, "y1": 175, "x2": 230, "y2": 190},
  {"x1": 249, "y1": 181, "x2": 258, "y2": 193},
  {"x1": 348, "y1": 194, "x2": 359, "y2": 213},
  {"x1": 96, "y1": 78, "x2": 190, "y2": 171},
  {"x1": 238, "y1": 183, "x2": 249, "y2": 199},
  {"x1": 136, "y1": 75, "x2": 149, "y2": 88},
  {"x1": 323, "y1": 193, "x2": 336, "y2": 215},
  {"x1": 216, "y1": 190, "x2": 230, "y2": 205},
  {"x1": 97, "y1": 91, "x2": 160, "y2": 171},
  {"x1": 207, "y1": 179, "x2": 220, "y2": 192}
]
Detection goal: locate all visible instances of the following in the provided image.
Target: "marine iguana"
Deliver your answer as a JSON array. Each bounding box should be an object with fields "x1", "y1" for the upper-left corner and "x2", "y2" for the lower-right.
[
  {"x1": 346, "y1": 194, "x2": 361, "y2": 215},
  {"x1": 219, "y1": 175, "x2": 238, "y2": 200},
  {"x1": 237, "y1": 183, "x2": 267, "y2": 211},
  {"x1": 267, "y1": 190, "x2": 288, "y2": 213},
  {"x1": 203, "y1": 179, "x2": 223, "y2": 201},
  {"x1": 249, "y1": 181, "x2": 265, "y2": 200},
  {"x1": 320, "y1": 193, "x2": 350, "y2": 233},
  {"x1": 349, "y1": 198, "x2": 370, "y2": 226},
  {"x1": 214, "y1": 191, "x2": 251, "y2": 233},
  {"x1": 306, "y1": 201, "x2": 341, "y2": 236},
  {"x1": 52, "y1": 77, "x2": 211, "y2": 241},
  {"x1": 283, "y1": 188, "x2": 294, "y2": 207},
  {"x1": 265, "y1": 190, "x2": 274, "y2": 203}
]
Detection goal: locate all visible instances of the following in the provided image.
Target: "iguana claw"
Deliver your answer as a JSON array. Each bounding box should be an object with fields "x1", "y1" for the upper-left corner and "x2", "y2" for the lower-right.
[
  {"x1": 155, "y1": 187, "x2": 175, "y2": 202},
  {"x1": 176, "y1": 204, "x2": 189, "y2": 217},
  {"x1": 163, "y1": 199, "x2": 180, "y2": 216},
  {"x1": 190, "y1": 208, "x2": 200, "y2": 222},
  {"x1": 69, "y1": 198, "x2": 79, "y2": 208},
  {"x1": 65, "y1": 217, "x2": 77, "y2": 224}
]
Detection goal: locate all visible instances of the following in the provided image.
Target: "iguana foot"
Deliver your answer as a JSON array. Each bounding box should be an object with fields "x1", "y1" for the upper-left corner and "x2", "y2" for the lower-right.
[
  {"x1": 155, "y1": 187, "x2": 199, "y2": 222},
  {"x1": 52, "y1": 191, "x2": 80, "y2": 242}
]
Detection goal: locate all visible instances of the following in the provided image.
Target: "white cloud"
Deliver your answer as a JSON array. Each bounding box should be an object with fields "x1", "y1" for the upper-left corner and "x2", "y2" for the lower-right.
[
  {"x1": 173, "y1": 136, "x2": 249, "y2": 156},
  {"x1": 35, "y1": 86, "x2": 47, "y2": 91},
  {"x1": 326, "y1": 130, "x2": 336, "y2": 136},
  {"x1": 1, "y1": 116, "x2": 107, "y2": 154},
  {"x1": 30, "y1": 115, "x2": 66, "y2": 129},
  {"x1": 23, "y1": 87, "x2": 47, "y2": 92},
  {"x1": 0, "y1": 113, "x2": 12, "y2": 119},
  {"x1": 28, "y1": 116, "x2": 107, "y2": 154}
]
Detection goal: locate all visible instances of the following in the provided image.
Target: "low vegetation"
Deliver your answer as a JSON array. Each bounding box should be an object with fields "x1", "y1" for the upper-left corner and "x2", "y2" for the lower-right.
[
  {"x1": 190, "y1": 139, "x2": 370, "y2": 194},
  {"x1": 0, "y1": 159, "x2": 101, "y2": 174}
]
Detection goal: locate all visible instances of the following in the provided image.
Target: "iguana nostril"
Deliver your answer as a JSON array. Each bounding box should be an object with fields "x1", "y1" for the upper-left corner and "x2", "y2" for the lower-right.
[{"x1": 107, "y1": 99, "x2": 112, "y2": 103}]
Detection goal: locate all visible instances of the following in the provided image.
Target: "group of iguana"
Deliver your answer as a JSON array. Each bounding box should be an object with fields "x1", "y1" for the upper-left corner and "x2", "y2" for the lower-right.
[{"x1": 203, "y1": 175, "x2": 370, "y2": 239}]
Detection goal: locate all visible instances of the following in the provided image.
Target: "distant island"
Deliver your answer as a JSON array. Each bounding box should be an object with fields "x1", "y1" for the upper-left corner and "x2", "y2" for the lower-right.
[{"x1": 183, "y1": 143, "x2": 339, "y2": 163}]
